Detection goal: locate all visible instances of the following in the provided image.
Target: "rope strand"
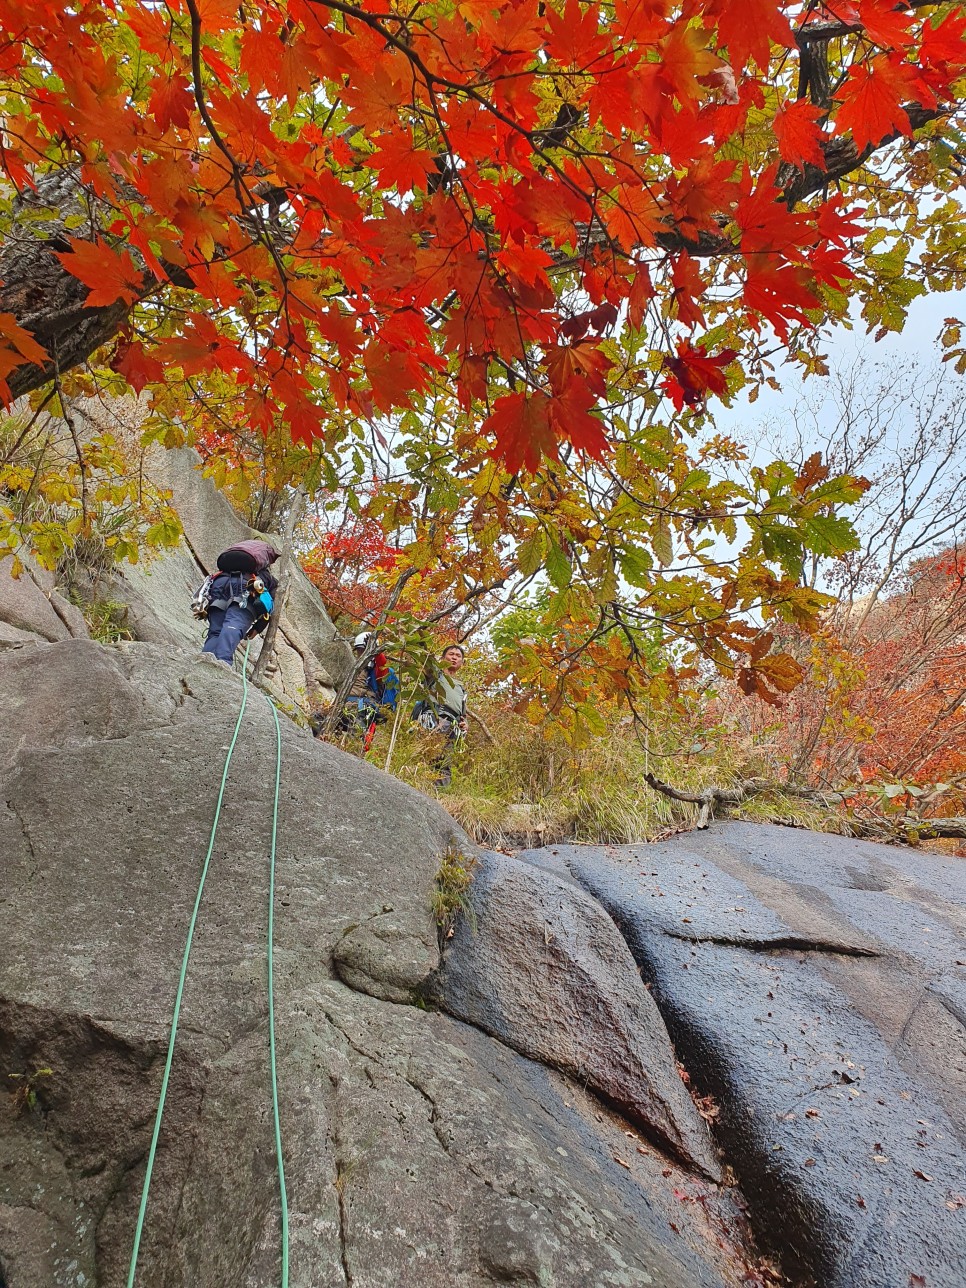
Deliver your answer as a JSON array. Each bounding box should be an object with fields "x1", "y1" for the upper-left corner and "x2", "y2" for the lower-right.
[
  {"x1": 263, "y1": 690, "x2": 290, "y2": 1286},
  {"x1": 127, "y1": 646, "x2": 290, "y2": 1286},
  {"x1": 126, "y1": 645, "x2": 253, "y2": 1286}
]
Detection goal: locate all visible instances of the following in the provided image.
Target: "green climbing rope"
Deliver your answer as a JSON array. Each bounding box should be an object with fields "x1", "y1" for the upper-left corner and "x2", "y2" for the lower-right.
[
  {"x1": 126, "y1": 645, "x2": 290, "y2": 1286},
  {"x1": 263, "y1": 690, "x2": 290, "y2": 1287}
]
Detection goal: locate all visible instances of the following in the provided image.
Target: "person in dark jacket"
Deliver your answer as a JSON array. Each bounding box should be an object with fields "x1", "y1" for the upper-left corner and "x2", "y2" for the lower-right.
[{"x1": 201, "y1": 540, "x2": 280, "y2": 665}]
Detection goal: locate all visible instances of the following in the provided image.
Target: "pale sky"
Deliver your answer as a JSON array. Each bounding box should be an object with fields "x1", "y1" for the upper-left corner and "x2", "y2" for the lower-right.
[{"x1": 716, "y1": 286, "x2": 966, "y2": 438}]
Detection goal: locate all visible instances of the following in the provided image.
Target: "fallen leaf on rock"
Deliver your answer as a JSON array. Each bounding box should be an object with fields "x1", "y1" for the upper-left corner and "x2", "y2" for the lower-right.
[
  {"x1": 806, "y1": 1108, "x2": 820, "y2": 1118},
  {"x1": 614, "y1": 1155, "x2": 630, "y2": 1169},
  {"x1": 913, "y1": 1169, "x2": 933, "y2": 1182},
  {"x1": 909, "y1": 1275, "x2": 926, "y2": 1286},
  {"x1": 803, "y1": 1158, "x2": 816, "y2": 1167},
  {"x1": 856, "y1": 1195, "x2": 866, "y2": 1208}
]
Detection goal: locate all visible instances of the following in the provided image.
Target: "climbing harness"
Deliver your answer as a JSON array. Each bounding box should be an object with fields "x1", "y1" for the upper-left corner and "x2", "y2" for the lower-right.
[
  {"x1": 191, "y1": 572, "x2": 274, "y2": 627},
  {"x1": 126, "y1": 644, "x2": 290, "y2": 1287}
]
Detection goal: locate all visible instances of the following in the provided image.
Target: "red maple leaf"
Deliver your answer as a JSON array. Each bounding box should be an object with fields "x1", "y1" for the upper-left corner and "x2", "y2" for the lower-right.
[
  {"x1": 484, "y1": 391, "x2": 558, "y2": 474},
  {"x1": 110, "y1": 339, "x2": 166, "y2": 394},
  {"x1": 662, "y1": 341, "x2": 737, "y2": 410},
  {"x1": 148, "y1": 73, "x2": 193, "y2": 133},
  {"x1": 856, "y1": 0, "x2": 914, "y2": 52},
  {"x1": 368, "y1": 132, "x2": 438, "y2": 194},
  {"x1": 774, "y1": 100, "x2": 827, "y2": 170},
  {"x1": 548, "y1": 381, "x2": 609, "y2": 461},
  {"x1": 705, "y1": 0, "x2": 794, "y2": 72},
  {"x1": 834, "y1": 55, "x2": 929, "y2": 152},
  {"x1": 545, "y1": 341, "x2": 612, "y2": 397},
  {"x1": 920, "y1": 5, "x2": 966, "y2": 77},
  {"x1": 54, "y1": 237, "x2": 145, "y2": 308},
  {"x1": 671, "y1": 254, "x2": 707, "y2": 329}
]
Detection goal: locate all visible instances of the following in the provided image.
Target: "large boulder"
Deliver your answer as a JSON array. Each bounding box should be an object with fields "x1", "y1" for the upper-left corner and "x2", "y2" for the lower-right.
[
  {"x1": 523, "y1": 826, "x2": 966, "y2": 1288},
  {"x1": 110, "y1": 445, "x2": 351, "y2": 703},
  {"x1": 0, "y1": 427, "x2": 346, "y2": 708},
  {"x1": 429, "y1": 850, "x2": 720, "y2": 1179},
  {"x1": 0, "y1": 641, "x2": 761, "y2": 1288}
]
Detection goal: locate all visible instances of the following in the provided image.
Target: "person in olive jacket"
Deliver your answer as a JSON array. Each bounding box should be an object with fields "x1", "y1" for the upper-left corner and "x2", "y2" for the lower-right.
[{"x1": 413, "y1": 644, "x2": 468, "y2": 787}]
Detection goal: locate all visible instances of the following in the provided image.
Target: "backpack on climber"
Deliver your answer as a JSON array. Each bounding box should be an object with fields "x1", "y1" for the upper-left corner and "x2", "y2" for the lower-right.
[{"x1": 194, "y1": 540, "x2": 281, "y2": 665}]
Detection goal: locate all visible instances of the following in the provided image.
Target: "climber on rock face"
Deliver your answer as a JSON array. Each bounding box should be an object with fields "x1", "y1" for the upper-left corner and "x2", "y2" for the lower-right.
[{"x1": 196, "y1": 539, "x2": 280, "y2": 665}]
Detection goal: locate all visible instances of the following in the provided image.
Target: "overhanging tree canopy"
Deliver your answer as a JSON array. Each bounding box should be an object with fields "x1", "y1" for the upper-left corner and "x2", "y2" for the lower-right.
[{"x1": 2, "y1": 0, "x2": 966, "y2": 717}]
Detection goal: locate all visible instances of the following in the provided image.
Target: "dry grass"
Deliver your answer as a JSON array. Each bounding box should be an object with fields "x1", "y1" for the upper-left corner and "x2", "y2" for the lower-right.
[{"x1": 353, "y1": 704, "x2": 844, "y2": 848}]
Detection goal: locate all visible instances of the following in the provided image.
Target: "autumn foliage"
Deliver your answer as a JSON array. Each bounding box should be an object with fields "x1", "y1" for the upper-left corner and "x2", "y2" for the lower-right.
[
  {"x1": 717, "y1": 549, "x2": 966, "y2": 806},
  {"x1": 2, "y1": 1, "x2": 966, "y2": 725},
  {"x1": 1, "y1": 1, "x2": 964, "y2": 456}
]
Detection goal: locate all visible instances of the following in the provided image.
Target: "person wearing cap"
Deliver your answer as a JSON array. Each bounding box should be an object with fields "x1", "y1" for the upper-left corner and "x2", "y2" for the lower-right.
[{"x1": 200, "y1": 539, "x2": 281, "y2": 665}]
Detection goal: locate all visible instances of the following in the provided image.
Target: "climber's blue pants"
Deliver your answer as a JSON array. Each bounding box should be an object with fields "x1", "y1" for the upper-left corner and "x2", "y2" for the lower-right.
[{"x1": 203, "y1": 604, "x2": 255, "y2": 664}]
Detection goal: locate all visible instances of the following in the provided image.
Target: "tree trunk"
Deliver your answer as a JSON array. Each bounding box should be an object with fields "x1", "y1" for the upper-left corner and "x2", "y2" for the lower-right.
[{"x1": 0, "y1": 170, "x2": 158, "y2": 398}]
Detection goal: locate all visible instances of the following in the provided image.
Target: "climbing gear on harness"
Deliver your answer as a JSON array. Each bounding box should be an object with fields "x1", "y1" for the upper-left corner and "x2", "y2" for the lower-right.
[
  {"x1": 191, "y1": 575, "x2": 214, "y2": 620},
  {"x1": 127, "y1": 644, "x2": 289, "y2": 1287},
  {"x1": 191, "y1": 572, "x2": 274, "y2": 625}
]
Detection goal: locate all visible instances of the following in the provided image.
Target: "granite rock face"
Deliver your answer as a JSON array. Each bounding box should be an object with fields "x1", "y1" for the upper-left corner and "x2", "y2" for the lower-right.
[
  {"x1": 108, "y1": 446, "x2": 349, "y2": 706},
  {"x1": 0, "y1": 553, "x2": 88, "y2": 647},
  {"x1": 521, "y1": 826, "x2": 966, "y2": 1288},
  {"x1": 429, "y1": 850, "x2": 720, "y2": 1178},
  {"x1": 0, "y1": 439, "x2": 348, "y2": 708},
  {"x1": 0, "y1": 641, "x2": 758, "y2": 1288}
]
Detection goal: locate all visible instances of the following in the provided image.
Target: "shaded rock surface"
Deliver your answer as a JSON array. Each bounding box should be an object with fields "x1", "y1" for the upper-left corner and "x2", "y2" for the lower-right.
[
  {"x1": 1, "y1": 641, "x2": 761, "y2": 1287},
  {"x1": 520, "y1": 826, "x2": 966, "y2": 1288},
  {"x1": 429, "y1": 850, "x2": 720, "y2": 1178}
]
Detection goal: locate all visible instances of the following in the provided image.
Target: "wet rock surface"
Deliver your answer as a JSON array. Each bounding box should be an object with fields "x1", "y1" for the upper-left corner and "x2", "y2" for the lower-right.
[
  {"x1": 520, "y1": 825, "x2": 966, "y2": 1288},
  {"x1": 1, "y1": 640, "x2": 759, "y2": 1287}
]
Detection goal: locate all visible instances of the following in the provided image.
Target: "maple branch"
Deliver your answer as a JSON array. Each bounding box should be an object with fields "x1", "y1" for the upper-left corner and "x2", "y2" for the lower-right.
[
  {"x1": 0, "y1": 170, "x2": 160, "y2": 398},
  {"x1": 184, "y1": 0, "x2": 293, "y2": 300},
  {"x1": 780, "y1": 102, "x2": 947, "y2": 206}
]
